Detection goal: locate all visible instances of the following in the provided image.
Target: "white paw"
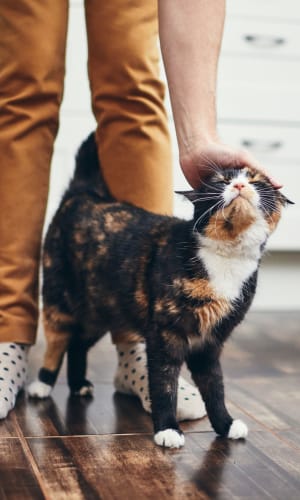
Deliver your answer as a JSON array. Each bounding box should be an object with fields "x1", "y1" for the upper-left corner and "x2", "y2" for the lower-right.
[
  {"x1": 154, "y1": 429, "x2": 185, "y2": 448},
  {"x1": 27, "y1": 380, "x2": 52, "y2": 399},
  {"x1": 74, "y1": 385, "x2": 94, "y2": 397},
  {"x1": 228, "y1": 419, "x2": 248, "y2": 439}
]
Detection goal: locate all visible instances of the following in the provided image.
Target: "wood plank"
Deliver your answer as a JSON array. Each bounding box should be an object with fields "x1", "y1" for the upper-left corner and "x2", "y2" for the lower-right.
[
  {"x1": 222, "y1": 312, "x2": 300, "y2": 379},
  {"x1": 0, "y1": 438, "x2": 44, "y2": 499},
  {"x1": 228, "y1": 376, "x2": 300, "y2": 430},
  {"x1": 275, "y1": 429, "x2": 300, "y2": 450},
  {"x1": 0, "y1": 411, "x2": 19, "y2": 438},
  {"x1": 28, "y1": 431, "x2": 300, "y2": 500}
]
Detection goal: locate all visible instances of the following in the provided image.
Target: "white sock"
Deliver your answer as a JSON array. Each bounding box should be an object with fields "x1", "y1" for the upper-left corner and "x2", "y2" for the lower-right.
[
  {"x1": 0, "y1": 343, "x2": 28, "y2": 419},
  {"x1": 114, "y1": 342, "x2": 206, "y2": 421}
]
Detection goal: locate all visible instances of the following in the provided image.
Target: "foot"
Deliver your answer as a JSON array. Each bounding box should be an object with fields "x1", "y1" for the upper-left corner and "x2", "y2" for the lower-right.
[
  {"x1": 228, "y1": 419, "x2": 248, "y2": 439},
  {"x1": 0, "y1": 343, "x2": 28, "y2": 419},
  {"x1": 114, "y1": 342, "x2": 206, "y2": 421},
  {"x1": 27, "y1": 379, "x2": 52, "y2": 399},
  {"x1": 70, "y1": 380, "x2": 94, "y2": 397},
  {"x1": 154, "y1": 429, "x2": 185, "y2": 448}
]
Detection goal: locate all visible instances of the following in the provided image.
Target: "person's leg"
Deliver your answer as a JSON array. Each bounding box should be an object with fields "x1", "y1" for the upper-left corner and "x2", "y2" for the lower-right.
[
  {"x1": 85, "y1": 0, "x2": 205, "y2": 420},
  {"x1": 0, "y1": 0, "x2": 68, "y2": 417}
]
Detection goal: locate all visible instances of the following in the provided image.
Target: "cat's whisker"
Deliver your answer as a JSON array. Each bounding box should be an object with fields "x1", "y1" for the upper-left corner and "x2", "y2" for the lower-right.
[
  {"x1": 261, "y1": 200, "x2": 281, "y2": 213},
  {"x1": 199, "y1": 153, "x2": 221, "y2": 172},
  {"x1": 199, "y1": 179, "x2": 222, "y2": 192},
  {"x1": 214, "y1": 208, "x2": 221, "y2": 236},
  {"x1": 193, "y1": 200, "x2": 223, "y2": 232},
  {"x1": 191, "y1": 196, "x2": 221, "y2": 204}
]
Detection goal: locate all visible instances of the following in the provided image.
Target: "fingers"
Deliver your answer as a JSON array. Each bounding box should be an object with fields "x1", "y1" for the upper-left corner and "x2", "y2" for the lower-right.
[
  {"x1": 180, "y1": 141, "x2": 284, "y2": 190},
  {"x1": 237, "y1": 149, "x2": 283, "y2": 189}
]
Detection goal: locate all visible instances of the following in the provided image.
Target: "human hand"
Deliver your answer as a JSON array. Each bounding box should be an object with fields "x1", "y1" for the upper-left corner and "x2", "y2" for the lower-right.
[{"x1": 180, "y1": 138, "x2": 282, "y2": 189}]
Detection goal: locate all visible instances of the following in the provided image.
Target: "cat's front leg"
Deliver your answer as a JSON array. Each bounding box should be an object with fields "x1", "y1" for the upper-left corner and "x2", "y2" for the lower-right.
[
  {"x1": 187, "y1": 347, "x2": 248, "y2": 439},
  {"x1": 146, "y1": 337, "x2": 185, "y2": 448}
]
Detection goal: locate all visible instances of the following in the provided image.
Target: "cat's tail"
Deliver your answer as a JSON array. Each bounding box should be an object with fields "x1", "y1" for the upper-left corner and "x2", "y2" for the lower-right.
[{"x1": 70, "y1": 132, "x2": 113, "y2": 201}]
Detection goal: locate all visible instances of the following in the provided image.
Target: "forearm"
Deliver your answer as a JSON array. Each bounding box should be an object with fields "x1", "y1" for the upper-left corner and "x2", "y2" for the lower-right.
[{"x1": 158, "y1": 0, "x2": 226, "y2": 158}]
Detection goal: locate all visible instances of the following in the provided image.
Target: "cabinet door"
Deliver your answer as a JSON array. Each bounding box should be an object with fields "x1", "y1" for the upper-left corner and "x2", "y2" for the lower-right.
[
  {"x1": 218, "y1": 124, "x2": 300, "y2": 250},
  {"x1": 227, "y1": 0, "x2": 300, "y2": 20},
  {"x1": 222, "y1": 18, "x2": 300, "y2": 59}
]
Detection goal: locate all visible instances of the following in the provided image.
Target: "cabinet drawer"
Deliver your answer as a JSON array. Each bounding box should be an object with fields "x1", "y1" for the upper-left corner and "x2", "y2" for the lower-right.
[
  {"x1": 222, "y1": 18, "x2": 300, "y2": 59},
  {"x1": 218, "y1": 57, "x2": 300, "y2": 88},
  {"x1": 218, "y1": 124, "x2": 300, "y2": 163},
  {"x1": 218, "y1": 82, "x2": 300, "y2": 122},
  {"x1": 227, "y1": 0, "x2": 300, "y2": 21}
]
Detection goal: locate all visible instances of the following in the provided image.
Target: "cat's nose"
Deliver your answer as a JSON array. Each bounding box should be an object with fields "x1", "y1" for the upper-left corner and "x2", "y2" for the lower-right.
[{"x1": 233, "y1": 182, "x2": 245, "y2": 191}]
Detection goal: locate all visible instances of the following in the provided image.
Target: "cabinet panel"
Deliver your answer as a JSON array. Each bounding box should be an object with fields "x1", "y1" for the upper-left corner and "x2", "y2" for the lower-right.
[
  {"x1": 218, "y1": 123, "x2": 300, "y2": 163},
  {"x1": 222, "y1": 18, "x2": 300, "y2": 59},
  {"x1": 218, "y1": 83, "x2": 300, "y2": 122},
  {"x1": 218, "y1": 57, "x2": 300, "y2": 88},
  {"x1": 227, "y1": 0, "x2": 300, "y2": 21}
]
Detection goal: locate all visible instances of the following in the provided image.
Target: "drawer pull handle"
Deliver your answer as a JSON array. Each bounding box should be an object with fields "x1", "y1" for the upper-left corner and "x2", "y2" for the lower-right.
[
  {"x1": 244, "y1": 34, "x2": 285, "y2": 48},
  {"x1": 242, "y1": 140, "x2": 283, "y2": 152}
]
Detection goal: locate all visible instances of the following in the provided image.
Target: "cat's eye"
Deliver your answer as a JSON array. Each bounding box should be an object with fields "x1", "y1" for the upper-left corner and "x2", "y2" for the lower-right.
[
  {"x1": 215, "y1": 179, "x2": 229, "y2": 185},
  {"x1": 249, "y1": 179, "x2": 263, "y2": 185}
]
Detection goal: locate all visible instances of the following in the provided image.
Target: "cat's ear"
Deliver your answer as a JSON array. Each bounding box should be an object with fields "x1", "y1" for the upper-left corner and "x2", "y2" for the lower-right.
[
  {"x1": 175, "y1": 190, "x2": 200, "y2": 203},
  {"x1": 278, "y1": 192, "x2": 295, "y2": 206}
]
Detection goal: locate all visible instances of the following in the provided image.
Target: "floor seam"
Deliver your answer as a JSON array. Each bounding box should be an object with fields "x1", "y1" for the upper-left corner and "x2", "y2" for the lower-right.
[{"x1": 12, "y1": 413, "x2": 51, "y2": 500}]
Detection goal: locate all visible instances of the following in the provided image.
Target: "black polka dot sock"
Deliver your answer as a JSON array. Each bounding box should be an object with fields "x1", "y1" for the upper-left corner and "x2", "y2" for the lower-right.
[
  {"x1": 114, "y1": 342, "x2": 206, "y2": 421},
  {"x1": 0, "y1": 343, "x2": 28, "y2": 419}
]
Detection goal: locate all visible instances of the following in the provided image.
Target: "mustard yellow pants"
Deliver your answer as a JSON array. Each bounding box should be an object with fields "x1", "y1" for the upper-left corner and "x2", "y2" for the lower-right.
[{"x1": 0, "y1": 0, "x2": 173, "y2": 345}]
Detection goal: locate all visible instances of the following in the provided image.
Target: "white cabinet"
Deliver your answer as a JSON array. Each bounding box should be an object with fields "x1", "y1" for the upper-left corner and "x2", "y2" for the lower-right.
[
  {"x1": 226, "y1": 0, "x2": 300, "y2": 20},
  {"x1": 170, "y1": 4, "x2": 300, "y2": 250},
  {"x1": 217, "y1": 2, "x2": 300, "y2": 250}
]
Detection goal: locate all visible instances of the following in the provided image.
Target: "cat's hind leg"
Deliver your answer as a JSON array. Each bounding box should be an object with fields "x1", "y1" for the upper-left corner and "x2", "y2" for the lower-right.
[
  {"x1": 67, "y1": 337, "x2": 95, "y2": 396},
  {"x1": 146, "y1": 334, "x2": 185, "y2": 448},
  {"x1": 28, "y1": 229, "x2": 74, "y2": 399},
  {"x1": 27, "y1": 306, "x2": 74, "y2": 398},
  {"x1": 187, "y1": 347, "x2": 248, "y2": 439}
]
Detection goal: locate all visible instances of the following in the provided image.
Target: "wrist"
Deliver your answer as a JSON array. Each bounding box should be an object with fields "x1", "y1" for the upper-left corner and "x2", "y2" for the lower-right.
[{"x1": 178, "y1": 131, "x2": 219, "y2": 164}]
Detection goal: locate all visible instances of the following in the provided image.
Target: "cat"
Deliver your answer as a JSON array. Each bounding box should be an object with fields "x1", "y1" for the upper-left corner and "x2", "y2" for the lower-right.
[{"x1": 28, "y1": 132, "x2": 292, "y2": 448}]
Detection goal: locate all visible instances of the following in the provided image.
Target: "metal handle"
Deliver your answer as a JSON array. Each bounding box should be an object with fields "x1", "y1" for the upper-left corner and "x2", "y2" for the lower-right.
[
  {"x1": 241, "y1": 139, "x2": 283, "y2": 153},
  {"x1": 244, "y1": 34, "x2": 286, "y2": 49}
]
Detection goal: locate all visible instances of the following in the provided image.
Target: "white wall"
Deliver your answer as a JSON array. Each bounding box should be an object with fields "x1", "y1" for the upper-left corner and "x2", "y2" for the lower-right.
[{"x1": 47, "y1": 1, "x2": 300, "y2": 310}]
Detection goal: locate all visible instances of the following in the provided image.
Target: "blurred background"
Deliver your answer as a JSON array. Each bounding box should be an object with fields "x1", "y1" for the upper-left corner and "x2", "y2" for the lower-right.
[{"x1": 46, "y1": 0, "x2": 300, "y2": 311}]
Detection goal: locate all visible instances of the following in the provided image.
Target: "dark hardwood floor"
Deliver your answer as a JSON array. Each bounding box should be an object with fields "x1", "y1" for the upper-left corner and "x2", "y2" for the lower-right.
[{"x1": 1, "y1": 312, "x2": 299, "y2": 499}]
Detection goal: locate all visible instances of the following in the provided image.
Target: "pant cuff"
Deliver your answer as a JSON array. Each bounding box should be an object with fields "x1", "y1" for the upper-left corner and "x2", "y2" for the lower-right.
[{"x1": 0, "y1": 313, "x2": 37, "y2": 345}]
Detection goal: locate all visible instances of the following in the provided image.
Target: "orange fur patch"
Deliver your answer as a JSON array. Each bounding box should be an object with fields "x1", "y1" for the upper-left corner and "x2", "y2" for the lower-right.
[
  {"x1": 43, "y1": 330, "x2": 71, "y2": 371},
  {"x1": 154, "y1": 299, "x2": 179, "y2": 316},
  {"x1": 43, "y1": 253, "x2": 52, "y2": 268},
  {"x1": 104, "y1": 212, "x2": 132, "y2": 232},
  {"x1": 193, "y1": 298, "x2": 231, "y2": 337},
  {"x1": 175, "y1": 278, "x2": 214, "y2": 299},
  {"x1": 73, "y1": 231, "x2": 86, "y2": 244},
  {"x1": 266, "y1": 205, "x2": 282, "y2": 232},
  {"x1": 43, "y1": 307, "x2": 74, "y2": 330},
  {"x1": 205, "y1": 198, "x2": 256, "y2": 241},
  {"x1": 173, "y1": 278, "x2": 231, "y2": 337}
]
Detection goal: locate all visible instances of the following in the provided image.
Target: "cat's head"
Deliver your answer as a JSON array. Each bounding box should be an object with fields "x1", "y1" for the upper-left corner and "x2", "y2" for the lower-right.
[{"x1": 177, "y1": 166, "x2": 293, "y2": 242}]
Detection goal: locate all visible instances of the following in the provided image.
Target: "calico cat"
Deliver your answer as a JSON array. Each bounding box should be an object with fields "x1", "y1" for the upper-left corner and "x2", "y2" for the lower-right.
[{"x1": 28, "y1": 133, "x2": 292, "y2": 448}]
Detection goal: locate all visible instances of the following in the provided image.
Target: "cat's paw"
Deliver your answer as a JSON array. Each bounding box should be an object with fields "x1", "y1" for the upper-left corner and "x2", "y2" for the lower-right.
[
  {"x1": 27, "y1": 380, "x2": 52, "y2": 399},
  {"x1": 228, "y1": 419, "x2": 248, "y2": 439},
  {"x1": 154, "y1": 429, "x2": 185, "y2": 448},
  {"x1": 71, "y1": 380, "x2": 94, "y2": 397}
]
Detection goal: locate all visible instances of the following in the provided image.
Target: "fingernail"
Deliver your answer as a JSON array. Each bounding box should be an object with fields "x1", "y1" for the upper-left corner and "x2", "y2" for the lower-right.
[{"x1": 269, "y1": 176, "x2": 283, "y2": 189}]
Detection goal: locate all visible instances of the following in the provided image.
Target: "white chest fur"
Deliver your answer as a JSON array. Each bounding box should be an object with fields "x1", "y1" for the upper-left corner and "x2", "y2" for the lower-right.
[{"x1": 197, "y1": 219, "x2": 269, "y2": 301}]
